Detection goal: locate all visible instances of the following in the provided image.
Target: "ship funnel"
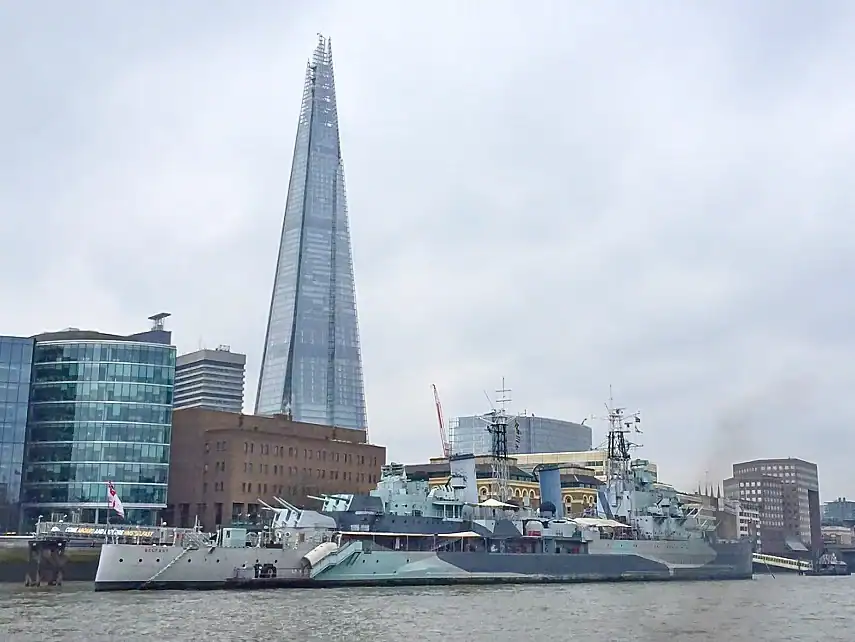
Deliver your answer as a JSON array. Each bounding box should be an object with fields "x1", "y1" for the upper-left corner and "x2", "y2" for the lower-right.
[
  {"x1": 449, "y1": 454, "x2": 478, "y2": 505},
  {"x1": 537, "y1": 465, "x2": 564, "y2": 519}
]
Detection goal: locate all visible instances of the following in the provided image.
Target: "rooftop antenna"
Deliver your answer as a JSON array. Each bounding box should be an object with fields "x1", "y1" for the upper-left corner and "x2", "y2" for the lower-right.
[{"x1": 148, "y1": 312, "x2": 171, "y2": 331}]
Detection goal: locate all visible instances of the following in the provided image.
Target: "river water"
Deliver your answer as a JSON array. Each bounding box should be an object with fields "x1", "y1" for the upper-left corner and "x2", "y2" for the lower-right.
[{"x1": 0, "y1": 576, "x2": 850, "y2": 641}]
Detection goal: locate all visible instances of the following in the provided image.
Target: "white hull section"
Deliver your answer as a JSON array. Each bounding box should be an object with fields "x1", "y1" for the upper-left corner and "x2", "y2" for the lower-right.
[{"x1": 94, "y1": 542, "x2": 314, "y2": 589}]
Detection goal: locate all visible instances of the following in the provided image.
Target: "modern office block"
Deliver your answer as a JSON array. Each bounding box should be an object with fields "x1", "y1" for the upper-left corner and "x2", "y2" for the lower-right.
[
  {"x1": 255, "y1": 35, "x2": 368, "y2": 432},
  {"x1": 20, "y1": 315, "x2": 176, "y2": 528},
  {"x1": 0, "y1": 336, "x2": 34, "y2": 532},
  {"x1": 174, "y1": 346, "x2": 245, "y2": 413}
]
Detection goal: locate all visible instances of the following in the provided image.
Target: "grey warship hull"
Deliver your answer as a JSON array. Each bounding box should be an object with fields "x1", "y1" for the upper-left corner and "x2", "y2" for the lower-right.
[
  {"x1": 95, "y1": 538, "x2": 753, "y2": 590},
  {"x1": 297, "y1": 538, "x2": 753, "y2": 587}
]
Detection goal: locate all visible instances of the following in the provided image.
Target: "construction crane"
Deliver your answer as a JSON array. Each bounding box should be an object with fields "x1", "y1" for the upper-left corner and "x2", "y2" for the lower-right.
[{"x1": 431, "y1": 384, "x2": 451, "y2": 458}]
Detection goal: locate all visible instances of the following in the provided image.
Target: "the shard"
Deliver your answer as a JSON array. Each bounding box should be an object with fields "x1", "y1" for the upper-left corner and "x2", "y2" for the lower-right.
[{"x1": 255, "y1": 35, "x2": 368, "y2": 431}]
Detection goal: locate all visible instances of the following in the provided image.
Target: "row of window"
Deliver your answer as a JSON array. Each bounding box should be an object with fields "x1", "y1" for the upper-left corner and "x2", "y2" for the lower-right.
[
  {"x1": 241, "y1": 441, "x2": 374, "y2": 466},
  {"x1": 0, "y1": 401, "x2": 27, "y2": 425},
  {"x1": 24, "y1": 462, "x2": 168, "y2": 484},
  {"x1": 29, "y1": 402, "x2": 172, "y2": 425},
  {"x1": 33, "y1": 362, "x2": 174, "y2": 386},
  {"x1": 30, "y1": 382, "x2": 172, "y2": 406},
  {"x1": 0, "y1": 363, "x2": 30, "y2": 387},
  {"x1": 22, "y1": 482, "x2": 166, "y2": 505},
  {"x1": 26, "y1": 443, "x2": 169, "y2": 465},
  {"x1": 229, "y1": 483, "x2": 324, "y2": 498},
  {"x1": 209, "y1": 440, "x2": 377, "y2": 467},
  {"x1": 35, "y1": 343, "x2": 175, "y2": 368},
  {"x1": 27, "y1": 422, "x2": 171, "y2": 445},
  {"x1": 0, "y1": 382, "x2": 30, "y2": 404},
  {"x1": 234, "y1": 462, "x2": 373, "y2": 483},
  {"x1": 0, "y1": 339, "x2": 33, "y2": 372}
]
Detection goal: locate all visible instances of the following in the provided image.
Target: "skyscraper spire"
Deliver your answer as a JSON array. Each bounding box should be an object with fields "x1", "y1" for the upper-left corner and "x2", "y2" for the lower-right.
[{"x1": 255, "y1": 35, "x2": 368, "y2": 431}]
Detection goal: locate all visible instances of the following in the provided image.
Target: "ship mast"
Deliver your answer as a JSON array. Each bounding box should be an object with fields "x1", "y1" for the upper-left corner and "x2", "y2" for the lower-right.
[
  {"x1": 603, "y1": 386, "x2": 641, "y2": 520},
  {"x1": 485, "y1": 379, "x2": 513, "y2": 502}
]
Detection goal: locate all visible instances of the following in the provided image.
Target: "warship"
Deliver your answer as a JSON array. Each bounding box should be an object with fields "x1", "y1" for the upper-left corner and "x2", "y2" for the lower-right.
[{"x1": 93, "y1": 393, "x2": 753, "y2": 590}]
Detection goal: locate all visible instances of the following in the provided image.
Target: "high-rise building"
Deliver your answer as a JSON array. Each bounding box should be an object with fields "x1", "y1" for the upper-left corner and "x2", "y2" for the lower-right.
[
  {"x1": 174, "y1": 346, "x2": 245, "y2": 413},
  {"x1": 732, "y1": 458, "x2": 821, "y2": 551},
  {"x1": 0, "y1": 335, "x2": 34, "y2": 532},
  {"x1": 723, "y1": 473, "x2": 786, "y2": 555},
  {"x1": 255, "y1": 34, "x2": 367, "y2": 432},
  {"x1": 20, "y1": 315, "x2": 176, "y2": 529}
]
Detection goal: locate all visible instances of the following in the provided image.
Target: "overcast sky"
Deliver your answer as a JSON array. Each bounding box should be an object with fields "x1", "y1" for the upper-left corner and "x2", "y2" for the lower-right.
[{"x1": 2, "y1": 1, "x2": 854, "y2": 497}]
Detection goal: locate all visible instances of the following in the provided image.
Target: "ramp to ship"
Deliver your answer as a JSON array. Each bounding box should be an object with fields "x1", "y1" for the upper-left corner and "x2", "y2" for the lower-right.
[{"x1": 753, "y1": 553, "x2": 811, "y2": 573}]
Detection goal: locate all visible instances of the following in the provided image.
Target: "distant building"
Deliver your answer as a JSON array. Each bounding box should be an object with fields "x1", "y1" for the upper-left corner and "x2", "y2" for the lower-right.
[
  {"x1": 420, "y1": 455, "x2": 603, "y2": 516},
  {"x1": 166, "y1": 409, "x2": 385, "y2": 529},
  {"x1": 738, "y1": 499, "x2": 761, "y2": 545},
  {"x1": 174, "y1": 346, "x2": 246, "y2": 413},
  {"x1": 20, "y1": 315, "x2": 176, "y2": 529},
  {"x1": 724, "y1": 473, "x2": 787, "y2": 555},
  {"x1": 821, "y1": 525, "x2": 853, "y2": 546},
  {"x1": 513, "y1": 450, "x2": 658, "y2": 483},
  {"x1": 823, "y1": 497, "x2": 855, "y2": 526},
  {"x1": 254, "y1": 36, "x2": 368, "y2": 431},
  {"x1": 449, "y1": 413, "x2": 591, "y2": 457},
  {"x1": 730, "y1": 458, "x2": 821, "y2": 553},
  {"x1": 0, "y1": 335, "x2": 34, "y2": 532}
]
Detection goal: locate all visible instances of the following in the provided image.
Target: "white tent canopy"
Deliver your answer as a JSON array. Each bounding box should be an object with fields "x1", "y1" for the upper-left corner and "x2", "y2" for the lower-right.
[
  {"x1": 573, "y1": 517, "x2": 632, "y2": 529},
  {"x1": 472, "y1": 498, "x2": 517, "y2": 509}
]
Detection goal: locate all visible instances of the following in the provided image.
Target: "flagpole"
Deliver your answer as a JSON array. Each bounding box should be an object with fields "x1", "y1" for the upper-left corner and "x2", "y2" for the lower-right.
[{"x1": 105, "y1": 480, "x2": 110, "y2": 544}]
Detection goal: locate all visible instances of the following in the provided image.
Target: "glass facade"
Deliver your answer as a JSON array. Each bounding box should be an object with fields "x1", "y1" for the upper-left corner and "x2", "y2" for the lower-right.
[
  {"x1": 21, "y1": 338, "x2": 175, "y2": 528},
  {"x1": 0, "y1": 336, "x2": 33, "y2": 532},
  {"x1": 255, "y1": 35, "x2": 368, "y2": 431},
  {"x1": 449, "y1": 415, "x2": 592, "y2": 457}
]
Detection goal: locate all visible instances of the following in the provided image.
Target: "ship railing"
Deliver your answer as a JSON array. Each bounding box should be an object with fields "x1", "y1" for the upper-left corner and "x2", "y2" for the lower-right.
[{"x1": 33, "y1": 521, "x2": 214, "y2": 547}]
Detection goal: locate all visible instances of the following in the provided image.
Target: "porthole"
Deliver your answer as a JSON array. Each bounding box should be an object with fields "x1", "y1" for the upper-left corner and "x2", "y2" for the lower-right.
[
  {"x1": 188, "y1": 558, "x2": 192, "y2": 562},
  {"x1": 138, "y1": 558, "x2": 143, "y2": 563},
  {"x1": 156, "y1": 558, "x2": 160, "y2": 563},
  {"x1": 216, "y1": 559, "x2": 220, "y2": 563},
  {"x1": 119, "y1": 558, "x2": 124, "y2": 563}
]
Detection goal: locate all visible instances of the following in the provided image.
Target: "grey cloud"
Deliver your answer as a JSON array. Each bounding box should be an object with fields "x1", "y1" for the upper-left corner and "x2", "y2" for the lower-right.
[{"x1": 2, "y1": 1, "x2": 854, "y2": 496}]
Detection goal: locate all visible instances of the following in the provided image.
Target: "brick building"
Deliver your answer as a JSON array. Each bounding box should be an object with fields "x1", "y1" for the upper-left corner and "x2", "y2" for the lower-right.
[{"x1": 166, "y1": 409, "x2": 385, "y2": 529}]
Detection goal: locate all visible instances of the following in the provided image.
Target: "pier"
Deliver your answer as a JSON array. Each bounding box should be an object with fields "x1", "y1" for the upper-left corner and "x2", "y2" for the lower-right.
[
  {"x1": 25, "y1": 538, "x2": 68, "y2": 587},
  {"x1": 9, "y1": 521, "x2": 203, "y2": 587}
]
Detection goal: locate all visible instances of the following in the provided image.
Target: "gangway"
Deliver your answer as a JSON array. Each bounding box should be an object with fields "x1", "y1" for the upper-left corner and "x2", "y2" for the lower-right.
[{"x1": 753, "y1": 552, "x2": 812, "y2": 573}]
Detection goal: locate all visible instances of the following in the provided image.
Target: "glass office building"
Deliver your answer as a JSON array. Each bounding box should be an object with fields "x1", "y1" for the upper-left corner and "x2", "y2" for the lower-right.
[
  {"x1": 21, "y1": 323, "x2": 175, "y2": 528},
  {"x1": 255, "y1": 35, "x2": 368, "y2": 431},
  {"x1": 0, "y1": 336, "x2": 34, "y2": 532}
]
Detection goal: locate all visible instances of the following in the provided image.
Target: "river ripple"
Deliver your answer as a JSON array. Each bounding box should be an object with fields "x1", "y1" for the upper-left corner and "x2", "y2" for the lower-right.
[{"x1": 0, "y1": 576, "x2": 851, "y2": 641}]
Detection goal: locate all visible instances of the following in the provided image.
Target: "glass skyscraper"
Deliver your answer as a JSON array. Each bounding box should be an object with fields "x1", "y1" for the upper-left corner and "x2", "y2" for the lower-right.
[
  {"x1": 0, "y1": 336, "x2": 33, "y2": 532},
  {"x1": 21, "y1": 323, "x2": 175, "y2": 528},
  {"x1": 255, "y1": 35, "x2": 368, "y2": 431}
]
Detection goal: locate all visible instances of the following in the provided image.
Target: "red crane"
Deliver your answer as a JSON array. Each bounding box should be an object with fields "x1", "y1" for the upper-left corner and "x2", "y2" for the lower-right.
[{"x1": 431, "y1": 383, "x2": 451, "y2": 458}]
